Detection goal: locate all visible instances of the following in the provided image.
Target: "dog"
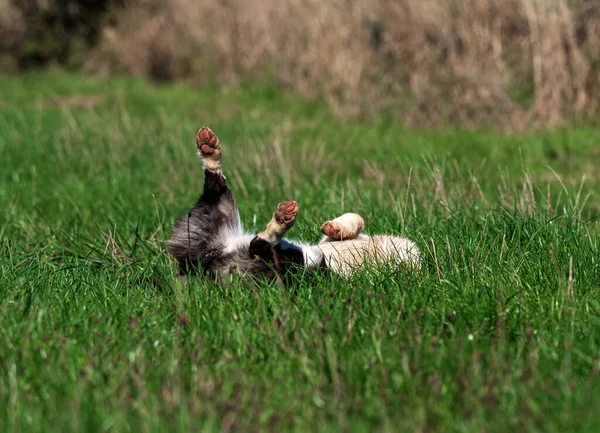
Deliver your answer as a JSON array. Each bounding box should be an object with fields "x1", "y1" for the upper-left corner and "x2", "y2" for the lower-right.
[{"x1": 167, "y1": 127, "x2": 420, "y2": 284}]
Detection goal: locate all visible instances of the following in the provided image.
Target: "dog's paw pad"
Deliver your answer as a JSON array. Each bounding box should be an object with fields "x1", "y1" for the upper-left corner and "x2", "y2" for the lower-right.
[
  {"x1": 196, "y1": 126, "x2": 221, "y2": 157},
  {"x1": 274, "y1": 200, "x2": 299, "y2": 226},
  {"x1": 321, "y1": 221, "x2": 342, "y2": 239}
]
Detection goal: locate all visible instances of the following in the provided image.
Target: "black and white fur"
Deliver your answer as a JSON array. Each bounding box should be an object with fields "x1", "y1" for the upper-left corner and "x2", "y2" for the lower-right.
[
  {"x1": 167, "y1": 127, "x2": 420, "y2": 284},
  {"x1": 167, "y1": 127, "x2": 324, "y2": 283}
]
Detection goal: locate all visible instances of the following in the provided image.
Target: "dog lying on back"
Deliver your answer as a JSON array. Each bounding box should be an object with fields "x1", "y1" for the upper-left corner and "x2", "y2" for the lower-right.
[{"x1": 167, "y1": 127, "x2": 420, "y2": 283}]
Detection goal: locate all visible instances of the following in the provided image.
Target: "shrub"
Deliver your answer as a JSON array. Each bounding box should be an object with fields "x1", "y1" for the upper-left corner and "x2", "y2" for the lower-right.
[
  {"x1": 5, "y1": 0, "x2": 600, "y2": 129},
  {"x1": 88, "y1": 0, "x2": 600, "y2": 129},
  {"x1": 0, "y1": 0, "x2": 123, "y2": 70}
]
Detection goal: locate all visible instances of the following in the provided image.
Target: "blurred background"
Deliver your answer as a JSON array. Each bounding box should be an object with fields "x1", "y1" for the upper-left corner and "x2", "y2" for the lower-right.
[{"x1": 1, "y1": 0, "x2": 599, "y2": 130}]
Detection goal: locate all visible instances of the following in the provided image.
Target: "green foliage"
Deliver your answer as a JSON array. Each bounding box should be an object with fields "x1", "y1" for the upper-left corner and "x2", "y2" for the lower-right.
[
  {"x1": 0, "y1": 72, "x2": 599, "y2": 432},
  {"x1": 8, "y1": 0, "x2": 123, "y2": 69}
]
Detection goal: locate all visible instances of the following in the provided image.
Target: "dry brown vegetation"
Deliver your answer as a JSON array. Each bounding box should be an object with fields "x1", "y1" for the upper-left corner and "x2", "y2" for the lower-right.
[{"x1": 4, "y1": 0, "x2": 600, "y2": 129}]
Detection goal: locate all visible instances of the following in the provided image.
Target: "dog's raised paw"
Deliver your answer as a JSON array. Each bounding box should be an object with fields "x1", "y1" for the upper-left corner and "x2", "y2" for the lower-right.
[
  {"x1": 321, "y1": 213, "x2": 364, "y2": 240},
  {"x1": 257, "y1": 200, "x2": 299, "y2": 243},
  {"x1": 196, "y1": 126, "x2": 221, "y2": 156},
  {"x1": 274, "y1": 200, "x2": 299, "y2": 226},
  {"x1": 196, "y1": 126, "x2": 223, "y2": 172},
  {"x1": 321, "y1": 221, "x2": 342, "y2": 239}
]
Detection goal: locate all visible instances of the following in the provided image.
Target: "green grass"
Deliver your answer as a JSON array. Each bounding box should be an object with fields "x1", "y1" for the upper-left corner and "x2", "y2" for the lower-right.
[{"x1": 1, "y1": 71, "x2": 599, "y2": 432}]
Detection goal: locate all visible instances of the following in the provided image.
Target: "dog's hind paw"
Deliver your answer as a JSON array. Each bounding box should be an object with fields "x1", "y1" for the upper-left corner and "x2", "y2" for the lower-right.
[{"x1": 196, "y1": 126, "x2": 222, "y2": 171}]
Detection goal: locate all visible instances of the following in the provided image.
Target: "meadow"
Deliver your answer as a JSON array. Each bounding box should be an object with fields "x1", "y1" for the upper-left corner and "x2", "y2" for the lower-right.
[{"x1": 1, "y1": 72, "x2": 599, "y2": 432}]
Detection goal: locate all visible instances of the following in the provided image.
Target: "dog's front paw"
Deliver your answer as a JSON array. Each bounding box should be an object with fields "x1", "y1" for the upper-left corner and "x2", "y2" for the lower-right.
[{"x1": 274, "y1": 200, "x2": 299, "y2": 227}]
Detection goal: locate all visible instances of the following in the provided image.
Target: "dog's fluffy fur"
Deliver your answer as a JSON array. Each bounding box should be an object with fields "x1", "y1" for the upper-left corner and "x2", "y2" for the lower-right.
[{"x1": 167, "y1": 127, "x2": 420, "y2": 283}]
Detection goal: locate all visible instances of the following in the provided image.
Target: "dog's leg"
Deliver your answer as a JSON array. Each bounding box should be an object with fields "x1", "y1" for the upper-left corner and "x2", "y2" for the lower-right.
[
  {"x1": 195, "y1": 126, "x2": 231, "y2": 201},
  {"x1": 249, "y1": 200, "x2": 325, "y2": 278},
  {"x1": 257, "y1": 200, "x2": 299, "y2": 245},
  {"x1": 320, "y1": 213, "x2": 365, "y2": 242},
  {"x1": 246, "y1": 200, "x2": 298, "y2": 273},
  {"x1": 196, "y1": 126, "x2": 223, "y2": 174},
  {"x1": 249, "y1": 200, "x2": 298, "y2": 256},
  {"x1": 168, "y1": 127, "x2": 243, "y2": 275}
]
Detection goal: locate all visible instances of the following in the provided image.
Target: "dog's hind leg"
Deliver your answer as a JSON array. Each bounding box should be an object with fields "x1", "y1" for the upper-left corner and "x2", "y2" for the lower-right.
[
  {"x1": 320, "y1": 213, "x2": 365, "y2": 242},
  {"x1": 167, "y1": 127, "x2": 244, "y2": 275}
]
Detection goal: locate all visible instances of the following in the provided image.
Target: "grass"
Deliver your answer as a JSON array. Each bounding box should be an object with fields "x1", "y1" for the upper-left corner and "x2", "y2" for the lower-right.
[{"x1": 1, "y1": 71, "x2": 599, "y2": 432}]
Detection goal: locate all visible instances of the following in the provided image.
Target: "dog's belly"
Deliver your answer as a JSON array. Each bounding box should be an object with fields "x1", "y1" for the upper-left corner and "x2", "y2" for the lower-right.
[{"x1": 318, "y1": 235, "x2": 421, "y2": 277}]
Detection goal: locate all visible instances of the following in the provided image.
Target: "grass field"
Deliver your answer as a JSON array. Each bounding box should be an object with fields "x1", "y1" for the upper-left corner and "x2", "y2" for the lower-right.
[{"x1": 1, "y1": 72, "x2": 599, "y2": 432}]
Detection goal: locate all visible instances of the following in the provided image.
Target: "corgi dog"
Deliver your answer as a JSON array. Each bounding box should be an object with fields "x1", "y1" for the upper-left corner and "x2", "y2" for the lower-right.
[{"x1": 167, "y1": 127, "x2": 420, "y2": 283}]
